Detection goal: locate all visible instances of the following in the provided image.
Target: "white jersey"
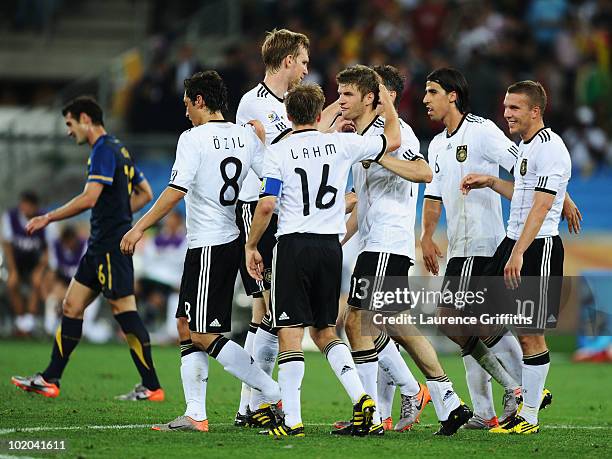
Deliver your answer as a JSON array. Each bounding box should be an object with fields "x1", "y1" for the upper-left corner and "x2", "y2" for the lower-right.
[
  {"x1": 353, "y1": 116, "x2": 423, "y2": 259},
  {"x1": 424, "y1": 114, "x2": 518, "y2": 258},
  {"x1": 507, "y1": 127, "x2": 571, "y2": 240},
  {"x1": 169, "y1": 120, "x2": 264, "y2": 248},
  {"x1": 236, "y1": 82, "x2": 291, "y2": 202},
  {"x1": 261, "y1": 129, "x2": 386, "y2": 238}
]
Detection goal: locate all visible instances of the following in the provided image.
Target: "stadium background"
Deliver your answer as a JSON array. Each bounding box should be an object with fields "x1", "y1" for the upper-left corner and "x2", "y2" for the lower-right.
[{"x1": 0, "y1": 1, "x2": 611, "y2": 456}]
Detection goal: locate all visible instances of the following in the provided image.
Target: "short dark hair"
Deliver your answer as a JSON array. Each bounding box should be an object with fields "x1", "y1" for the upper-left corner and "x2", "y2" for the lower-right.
[
  {"x1": 19, "y1": 190, "x2": 39, "y2": 206},
  {"x1": 184, "y1": 70, "x2": 228, "y2": 114},
  {"x1": 426, "y1": 67, "x2": 470, "y2": 114},
  {"x1": 262, "y1": 28, "x2": 310, "y2": 72},
  {"x1": 285, "y1": 83, "x2": 325, "y2": 125},
  {"x1": 507, "y1": 80, "x2": 547, "y2": 114},
  {"x1": 336, "y1": 65, "x2": 380, "y2": 107},
  {"x1": 371, "y1": 65, "x2": 404, "y2": 110},
  {"x1": 62, "y1": 96, "x2": 104, "y2": 125}
]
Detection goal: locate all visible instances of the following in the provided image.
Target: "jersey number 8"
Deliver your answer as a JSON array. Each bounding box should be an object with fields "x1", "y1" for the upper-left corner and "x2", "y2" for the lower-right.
[{"x1": 219, "y1": 157, "x2": 243, "y2": 206}]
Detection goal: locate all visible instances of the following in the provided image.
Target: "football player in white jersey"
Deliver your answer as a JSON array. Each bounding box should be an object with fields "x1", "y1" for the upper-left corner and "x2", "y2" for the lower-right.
[
  {"x1": 461, "y1": 81, "x2": 572, "y2": 434},
  {"x1": 333, "y1": 65, "x2": 432, "y2": 435},
  {"x1": 245, "y1": 82, "x2": 401, "y2": 437},
  {"x1": 422, "y1": 68, "x2": 580, "y2": 428},
  {"x1": 233, "y1": 29, "x2": 310, "y2": 425},
  {"x1": 120, "y1": 71, "x2": 281, "y2": 432}
]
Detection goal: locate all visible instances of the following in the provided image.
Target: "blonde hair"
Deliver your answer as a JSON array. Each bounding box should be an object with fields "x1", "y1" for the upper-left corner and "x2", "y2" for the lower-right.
[{"x1": 261, "y1": 28, "x2": 310, "y2": 72}]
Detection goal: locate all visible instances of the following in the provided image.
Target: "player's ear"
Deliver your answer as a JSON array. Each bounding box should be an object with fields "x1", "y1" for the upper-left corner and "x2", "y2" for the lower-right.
[
  {"x1": 284, "y1": 53, "x2": 294, "y2": 69},
  {"x1": 448, "y1": 90, "x2": 457, "y2": 105},
  {"x1": 79, "y1": 112, "x2": 92, "y2": 125},
  {"x1": 364, "y1": 91, "x2": 375, "y2": 107},
  {"x1": 316, "y1": 113, "x2": 321, "y2": 123}
]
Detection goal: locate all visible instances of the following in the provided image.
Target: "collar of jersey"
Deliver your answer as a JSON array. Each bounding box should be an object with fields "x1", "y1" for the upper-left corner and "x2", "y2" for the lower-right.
[
  {"x1": 292, "y1": 128, "x2": 318, "y2": 134},
  {"x1": 91, "y1": 134, "x2": 111, "y2": 150},
  {"x1": 261, "y1": 82, "x2": 284, "y2": 102},
  {"x1": 446, "y1": 114, "x2": 467, "y2": 138},
  {"x1": 360, "y1": 115, "x2": 380, "y2": 136},
  {"x1": 522, "y1": 126, "x2": 548, "y2": 144}
]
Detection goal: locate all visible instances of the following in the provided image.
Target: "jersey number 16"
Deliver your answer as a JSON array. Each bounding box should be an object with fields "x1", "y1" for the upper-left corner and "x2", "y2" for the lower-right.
[{"x1": 294, "y1": 164, "x2": 338, "y2": 216}]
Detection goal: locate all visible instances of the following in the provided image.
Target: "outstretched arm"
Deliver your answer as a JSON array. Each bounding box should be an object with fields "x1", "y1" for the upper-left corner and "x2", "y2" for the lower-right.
[
  {"x1": 460, "y1": 174, "x2": 514, "y2": 200},
  {"x1": 378, "y1": 157, "x2": 432, "y2": 183},
  {"x1": 120, "y1": 187, "x2": 184, "y2": 255},
  {"x1": 26, "y1": 182, "x2": 104, "y2": 234}
]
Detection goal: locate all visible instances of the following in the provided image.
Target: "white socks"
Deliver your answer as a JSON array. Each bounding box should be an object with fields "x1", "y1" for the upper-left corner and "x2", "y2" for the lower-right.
[
  {"x1": 352, "y1": 349, "x2": 380, "y2": 424},
  {"x1": 426, "y1": 375, "x2": 461, "y2": 421},
  {"x1": 519, "y1": 351, "x2": 550, "y2": 425},
  {"x1": 489, "y1": 333, "x2": 523, "y2": 382},
  {"x1": 463, "y1": 337, "x2": 519, "y2": 392},
  {"x1": 377, "y1": 365, "x2": 395, "y2": 420},
  {"x1": 208, "y1": 336, "x2": 280, "y2": 404},
  {"x1": 278, "y1": 351, "x2": 305, "y2": 428},
  {"x1": 377, "y1": 336, "x2": 420, "y2": 397},
  {"x1": 324, "y1": 339, "x2": 365, "y2": 404},
  {"x1": 249, "y1": 327, "x2": 279, "y2": 410},
  {"x1": 463, "y1": 354, "x2": 495, "y2": 420},
  {"x1": 238, "y1": 322, "x2": 258, "y2": 415},
  {"x1": 180, "y1": 349, "x2": 208, "y2": 421}
]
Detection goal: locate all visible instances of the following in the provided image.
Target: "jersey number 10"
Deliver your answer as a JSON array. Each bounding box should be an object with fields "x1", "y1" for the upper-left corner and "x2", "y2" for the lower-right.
[{"x1": 294, "y1": 164, "x2": 338, "y2": 216}]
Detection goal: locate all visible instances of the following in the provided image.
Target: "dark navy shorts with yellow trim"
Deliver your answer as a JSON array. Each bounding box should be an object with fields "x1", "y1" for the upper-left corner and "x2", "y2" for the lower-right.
[{"x1": 74, "y1": 246, "x2": 134, "y2": 299}]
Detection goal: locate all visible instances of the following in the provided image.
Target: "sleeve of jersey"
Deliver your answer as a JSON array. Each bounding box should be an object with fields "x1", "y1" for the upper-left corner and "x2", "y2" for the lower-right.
[
  {"x1": 168, "y1": 132, "x2": 199, "y2": 194},
  {"x1": 132, "y1": 164, "x2": 145, "y2": 185},
  {"x1": 248, "y1": 129, "x2": 265, "y2": 178},
  {"x1": 482, "y1": 122, "x2": 518, "y2": 172},
  {"x1": 87, "y1": 145, "x2": 115, "y2": 185},
  {"x1": 259, "y1": 147, "x2": 282, "y2": 198},
  {"x1": 346, "y1": 133, "x2": 386, "y2": 162},
  {"x1": 423, "y1": 149, "x2": 442, "y2": 201},
  {"x1": 533, "y1": 145, "x2": 564, "y2": 195}
]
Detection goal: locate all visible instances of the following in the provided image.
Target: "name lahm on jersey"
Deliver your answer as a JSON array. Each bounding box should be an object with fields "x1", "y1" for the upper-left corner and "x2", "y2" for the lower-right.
[{"x1": 290, "y1": 144, "x2": 337, "y2": 160}]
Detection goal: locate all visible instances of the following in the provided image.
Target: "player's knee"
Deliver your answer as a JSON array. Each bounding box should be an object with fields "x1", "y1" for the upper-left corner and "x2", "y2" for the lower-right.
[
  {"x1": 310, "y1": 327, "x2": 337, "y2": 350},
  {"x1": 190, "y1": 332, "x2": 217, "y2": 352},
  {"x1": 176, "y1": 317, "x2": 191, "y2": 341},
  {"x1": 62, "y1": 296, "x2": 85, "y2": 318}
]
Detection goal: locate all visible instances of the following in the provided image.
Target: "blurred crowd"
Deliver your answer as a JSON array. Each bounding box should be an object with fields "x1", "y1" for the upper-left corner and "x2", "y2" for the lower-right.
[
  {"x1": 124, "y1": 0, "x2": 612, "y2": 176},
  {"x1": 0, "y1": 191, "x2": 189, "y2": 342}
]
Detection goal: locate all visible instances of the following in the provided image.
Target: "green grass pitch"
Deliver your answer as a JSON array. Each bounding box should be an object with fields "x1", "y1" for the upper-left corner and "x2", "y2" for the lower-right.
[{"x1": 1, "y1": 340, "x2": 611, "y2": 458}]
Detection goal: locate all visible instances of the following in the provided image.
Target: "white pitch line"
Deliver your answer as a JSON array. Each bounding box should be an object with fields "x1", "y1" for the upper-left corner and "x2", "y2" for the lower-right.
[{"x1": 0, "y1": 423, "x2": 610, "y2": 435}]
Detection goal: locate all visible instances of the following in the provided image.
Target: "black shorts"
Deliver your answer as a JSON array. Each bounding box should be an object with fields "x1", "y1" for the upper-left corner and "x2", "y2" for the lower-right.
[
  {"x1": 347, "y1": 251, "x2": 413, "y2": 311},
  {"x1": 483, "y1": 236, "x2": 564, "y2": 330},
  {"x1": 74, "y1": 247, "x2": 134, "y2": 299},
  {"x1": 438, "y1": 256, "x2": 491, "y2": 311},
  {"x1": 176, "y1": 238, "x2": 240, "y2": 334},
  {"x1": 236, "y1": 200, "x2": 278, "y2": 296},
  {"x1": 271, "y1": 234, "x2": 342, "y2": 329}
]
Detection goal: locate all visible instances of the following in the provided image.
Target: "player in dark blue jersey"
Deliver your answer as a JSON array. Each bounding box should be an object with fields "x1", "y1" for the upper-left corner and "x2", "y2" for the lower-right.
[{"x1": 11, "y1": 96, "x2": 164, "y2": 402}]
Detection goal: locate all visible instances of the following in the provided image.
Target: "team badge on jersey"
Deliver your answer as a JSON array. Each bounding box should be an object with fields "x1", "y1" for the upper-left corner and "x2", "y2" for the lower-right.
[
  {"x1": 520, "y1": 158, "x2": 528, "y2": 176},
  {"x1": 456, "y1": 145, "x2": 468, "y2": 162},
  {"x1": 361, "y1": 160, "x2": 372, "y2": 169},
  {"x1": 267, "y1": 111, "x2": 281, "y2": 123}
]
